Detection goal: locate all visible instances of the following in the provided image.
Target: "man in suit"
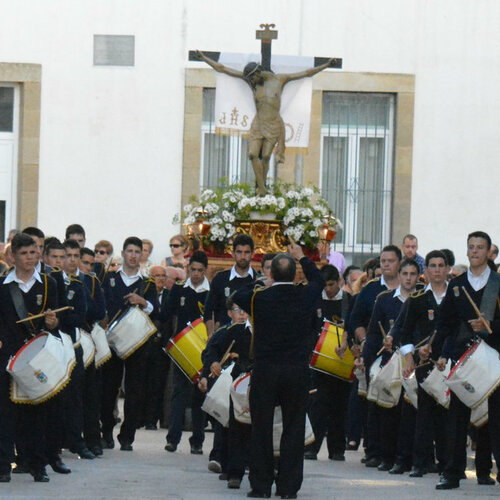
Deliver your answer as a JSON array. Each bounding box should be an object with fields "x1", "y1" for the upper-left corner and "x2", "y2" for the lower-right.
[{"x1": 234, "y1": 242, "x2": 324, "y2": 499}]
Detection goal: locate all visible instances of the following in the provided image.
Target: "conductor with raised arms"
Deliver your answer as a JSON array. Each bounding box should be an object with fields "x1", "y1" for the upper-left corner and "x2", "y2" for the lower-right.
[{"x1": 234, "y1": 240, "x2": 324, "y2": 499}]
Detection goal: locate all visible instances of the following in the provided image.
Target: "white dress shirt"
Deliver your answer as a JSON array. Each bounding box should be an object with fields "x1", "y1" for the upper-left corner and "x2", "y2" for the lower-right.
[
  {"x1": 229, "y1": 266, "x2": 255, "y2": 281},
  {"x1": 183, "y1": 277, "x2": 210, "y2": 293},
  {"x1": 4, "y1": 268, "x2": 42, "y2": 293},
  {"x1": 117, "y1": 266, "x2": 154, "y2": 315},
  {"x1": 467, "y1": 266, "x2": 491, "y2": 292}
]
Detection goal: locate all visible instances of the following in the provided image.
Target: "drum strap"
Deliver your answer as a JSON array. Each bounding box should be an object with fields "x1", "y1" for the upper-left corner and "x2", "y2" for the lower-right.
[
  {"x1": 8, "y1": 282, "x2": 36, "y2": 337},
  {"x1": 479, "y1": 272, "x2": 500, "y2": 321}
]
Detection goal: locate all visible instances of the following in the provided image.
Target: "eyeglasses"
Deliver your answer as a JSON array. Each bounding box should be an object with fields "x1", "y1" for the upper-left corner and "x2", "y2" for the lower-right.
[
  {"x1": 95, "y1": 249, "x2": 108, "y2": 255},
  {"x1": 170, "y1": 244, "x2": 182, "y2": 248},
  {"x1": 231, "y1": 307, "x2": 244, "y2": 314}
]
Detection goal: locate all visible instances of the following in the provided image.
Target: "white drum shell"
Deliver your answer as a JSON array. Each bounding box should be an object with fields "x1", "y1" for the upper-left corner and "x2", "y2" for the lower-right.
[
  {"x1": 420, "y1": 360, "x2": 451, "y2": 408},
  {"x1": 201, "y1": 364, "x2": 233, "y2": 427},
  {"x1": 91, "y1": 323, "x2": 112, "y2": 367},
  {"x1": 231, "y1": 372, "x2": 252, "y2": 425},
  {"x1": 446, "y1": 340, "x2": 500, "y2": 409},
  {"x1": 470, "y1": 399, "x2": 488, "y2": 428},
  {"x1": 7, "y1": 332, "x2": 76, "y2": 404},
  {"x1": 79, "y1": 329, "x2": 96, "y2": 369},
  {"x1": 403, "y1": 372, "x2": 418, "y2": 409},
  {"x1": 106, "y1": 306, "x2": 157, "y2": 359},
  {"x1": 367, "y1": 352, "x2": 402, "y2": 408}
]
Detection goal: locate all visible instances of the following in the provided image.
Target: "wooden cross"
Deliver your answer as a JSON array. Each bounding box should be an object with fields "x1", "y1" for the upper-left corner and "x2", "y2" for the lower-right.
[
  {"x1": 256, "y1": 23, "x2": 278, "y2": 71},
  {"x1": 189, "y1": 24, "x2": 342, "y2": 70}
]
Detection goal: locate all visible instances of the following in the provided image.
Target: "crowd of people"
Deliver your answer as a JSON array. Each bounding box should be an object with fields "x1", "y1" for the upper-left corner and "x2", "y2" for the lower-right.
[{"x1": 0, "y1": 224, "x2": 499, "y2": 499}]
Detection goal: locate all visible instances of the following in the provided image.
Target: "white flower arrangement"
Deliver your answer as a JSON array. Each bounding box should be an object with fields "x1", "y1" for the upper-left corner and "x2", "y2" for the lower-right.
[{"x1": 176, "y1": 181, "x2": 339, "y2": 249}]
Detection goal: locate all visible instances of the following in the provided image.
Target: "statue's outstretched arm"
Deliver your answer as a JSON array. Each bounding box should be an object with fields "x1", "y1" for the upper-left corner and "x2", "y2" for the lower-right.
[
  {"x1": 196, "y1": 50, "x2": 245, "y2": 79},
  {"x1": 281, "y1": 58, "x2": 335, "y2": 83}
]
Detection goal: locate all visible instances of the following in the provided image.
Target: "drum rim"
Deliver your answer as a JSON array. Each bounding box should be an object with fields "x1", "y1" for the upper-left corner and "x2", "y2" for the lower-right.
[
  {"x1": 170, "y1": 318, "x2": 205, "y2": 345},
  {"x1": 7, "y1": 333, "x2": 48, "y2": 371}
]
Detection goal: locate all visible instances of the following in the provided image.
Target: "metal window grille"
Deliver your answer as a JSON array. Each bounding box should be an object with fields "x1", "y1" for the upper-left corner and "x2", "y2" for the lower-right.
[
  {"x1": 201, "y1": 88, "x2": 275, "y2": 190},
  {"x1": 320, "y1": 92, "x2": 395, "y2": 266}
]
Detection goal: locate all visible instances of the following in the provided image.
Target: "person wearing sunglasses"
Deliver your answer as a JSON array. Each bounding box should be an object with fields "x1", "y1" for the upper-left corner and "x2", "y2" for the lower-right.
[{"x1": 161, "y1": 235, "x2": 188, "y2": 270}]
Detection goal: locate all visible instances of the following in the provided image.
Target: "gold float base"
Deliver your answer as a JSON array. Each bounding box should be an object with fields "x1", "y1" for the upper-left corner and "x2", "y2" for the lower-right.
[{"x1": 235, "y1": 219, "x2": 288, "y2": 255}]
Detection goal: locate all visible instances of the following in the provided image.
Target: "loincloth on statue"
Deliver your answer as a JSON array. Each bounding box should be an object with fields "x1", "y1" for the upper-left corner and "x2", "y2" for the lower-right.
[{"x1": 249, "y1": 115, "x2": 286, "y2": 163}]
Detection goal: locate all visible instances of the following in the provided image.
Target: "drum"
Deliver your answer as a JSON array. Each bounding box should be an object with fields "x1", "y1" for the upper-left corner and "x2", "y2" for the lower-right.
[
  {"x1": 91, "y1": 323, "x2": 112, "y2": 368},
  {"x1": 446, "y1": 339, "x2": 500, "y2": 409},
  {"x1": 355, "y1": 367, "x2": 367, "y2": 397},
  {"x1": 106, "y1": 306, "x2": 157, "y2": 360},
  {"x1": 201, "y1": 363, "x2": 234, "y2": 427},
  {"x1": 403, "y1": 372, "x2": 418, "y2": 409},
  {"x1": 367, "y1": 351, "x2": 403, "y2": 408},
  {"x1": 366, "y1": 355, "x2": 383, "y2": 402},
  {"x1": 420, "y1": 360, "x2": 451, "y2": 409},
  {"x1": 231, "y1": 371, "x2": 252, "y2": 424},
  {"x1": 470, "y1": 399, "x2": 488, "y2": 428},
  {"x1": 273, "y1": 407, "x2": 315, "y2": 457},
  {"x1": 7, "y1": 332, "x2": 76, "y2": 404},
  {"x1": 165, "y1": 318, "x2": 207, "y2": 383},
  {"x1": 309, "y1": 320, "x2": 355, "y2": 381},
  {"x1": 79, "y1": 329, "x2": 96, "y2": 369}
]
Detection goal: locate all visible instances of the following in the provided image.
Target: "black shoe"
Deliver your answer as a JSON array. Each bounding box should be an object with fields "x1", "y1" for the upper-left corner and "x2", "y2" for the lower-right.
[
  {"x1": 75, "y1": 447, "x2": 96, "y2": 459},
  {"x1": 435, "y1": 477, "x2": 459, "y2": 490},
  {"x1": 0, "y1": 473, "x2": 11, "y2": 482},
  {"x1": 477, "y1": 476, "x2": 495, "y2": 485},
  {"x1": 190, "y1": 445, "x2": 203, "y2": 455},
  {"x1": 365, "y1": 457, "x2": 382, "y2": 468},
  {"x1": 219, "y1": 473, "x2": 228, "y2": 481},
  {"x1": 329, "y1": 453, "x2": 345, "y2": 461},
  {"x1": 280, "y1": 496, "x2": 297, "y2": 499},
  {"x1": 377, "y1": 461, "x2": 393, "y2": 471},
  {"x1": 32, "y1": 469, "x2": 50, "y2": 482},
  {"x1": 207, "y1": 460, "x2": 222, "y2": 473},
  {"x1": 389, "y1": 463, "x2": 410, "y2": 474},
  {"x1": 165, "y1": 442, "x2": 177, "y2": 452},
  {"x1": 145, "y1": 424, "x2": 157, "y2": 430},
  {"x1": 90, "y1": 445, "x2": 103, "y2": 457},
  {"x1": 409, "y1": 468, "x2": 427, "y2": 478},
  {"x1": 360, "y1": 455, "x2": 368, "y2": 464},
  {"x1": 304, "y1": 450, "x2": 317, "y2": 460},
  {"x1": 101, "y1": 433, "x2": 114, "y2": 449},
  {"x1": 12, "y1": 463, "x2": 29, "y2": 474},
  {"x1": 228, "y1": 477, "x2": 241, "y2": 489},
  {"x1": 50, "y1": 459, "x2": 71, "y2": 474},
  {"x1": 247, "y1": 490, "x2": 271, "y2": 498}
]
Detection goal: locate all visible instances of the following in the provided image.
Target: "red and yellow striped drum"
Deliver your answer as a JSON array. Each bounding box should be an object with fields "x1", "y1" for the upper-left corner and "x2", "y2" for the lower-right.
[
  {"x1": 165, "y1": 318, "x2": 207, "y2": 383},
  {"x1": 310, "y1": 320, "x2": 355, "y2": 381}
]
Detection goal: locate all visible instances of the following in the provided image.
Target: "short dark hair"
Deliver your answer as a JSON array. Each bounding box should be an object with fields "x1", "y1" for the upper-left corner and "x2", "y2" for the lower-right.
[
  {"x1": 467, "y1": 231, "x2": 492, "y2": 250},
  {"x1": 63, "y1": 239, "x2": 80, "y2": 251},
  {"x1": 271, "y1": 253, "x2": 296, "y2": 282},
  {"x1": 65, "y1": 224, "x2": 85, "y2": 240},
  {"x1": 233, "y1": 234, "x2": 254, "y2": 252},
  {"x1": 402, "y1": 234, "x2": 417, "y2": 244},
  {"x1": 343, "y1": 265, "x2": 360, "y2": 282},
  {"x1": 11, "y1": 233, "x2": 36, "y2": 254},
  {"x1": 381, "y1": 245, "x2": 402, "y2": 261},
  {"x1": 261, "y1": 252, "x2": 276, "y2": 266},
  {"x1": 45, "y1": 241, "x2": 65, "y2": 254},
  {"x1": 80, "y1": 247, "x2": 95, "y2": 258},
  {"x1": 123, "y1": 236, "x2": 143, "y2": 251},
  {"x1": 189, "y1": 250, "x2": 208, "y2": 268},
  {"x1": 43, "y1": 236, "x2": 61, "y2": 254},
  {"x1": 399, "y1": 258, "x2": 419, "y2": 274},
  {"x1": 22, "y1": 226, "x2": 45, "y2": 239},
  {"x1": 436, "y1": 249, "x2": 453, "y2": 267},
  {"x1": 321, "y1": 264, "x2": 340, "y2": 282}
]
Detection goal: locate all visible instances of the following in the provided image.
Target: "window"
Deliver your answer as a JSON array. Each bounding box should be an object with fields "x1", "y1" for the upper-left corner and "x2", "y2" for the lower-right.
[
  {"x1": 0, "y1": 87, "x2": 14, "y2": 132},
  {"x1": 200, "y1": 88, "x2": 275, "y2": 189},
  {"x1": 320, "y1": 92, "x2": 395, "y2": 264},
  {"x1": 93, "y1": 35, "x2": 135, "y2": 66}
]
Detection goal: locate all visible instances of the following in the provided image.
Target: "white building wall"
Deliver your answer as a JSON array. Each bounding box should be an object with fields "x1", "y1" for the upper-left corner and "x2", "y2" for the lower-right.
[{"x1": 1, "y1": 0, "x2": 499, "y2": 263}]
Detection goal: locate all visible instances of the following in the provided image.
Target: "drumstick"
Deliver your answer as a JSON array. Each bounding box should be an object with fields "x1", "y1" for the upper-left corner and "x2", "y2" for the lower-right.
[
  {"x1": 209, "y1": 340, "x2": 236, "y2": 378},
  {"x1": 108, "y1": 288, "x2": 140, "y2": 327},
  {"x1": 309, "y1": 388, "x2": 318, "y2": 395},
  {"x1": 414, "y1": 335, "x2": 430, "y2": 349},
  {"x1": 16, "y1": 306, "x2": 74, "y2": 323},
  {"x1": 378, "y1": 322, "x2": 387, "y2": 339},
  {"x1": 461, "y1": 286, "x2": 493, "y2": 334}
]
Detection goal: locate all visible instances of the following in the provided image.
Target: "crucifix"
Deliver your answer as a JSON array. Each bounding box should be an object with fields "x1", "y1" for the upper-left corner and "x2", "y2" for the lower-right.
[{"x1": 190, "y1": 25, "x2": 342, "y2": 195}]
